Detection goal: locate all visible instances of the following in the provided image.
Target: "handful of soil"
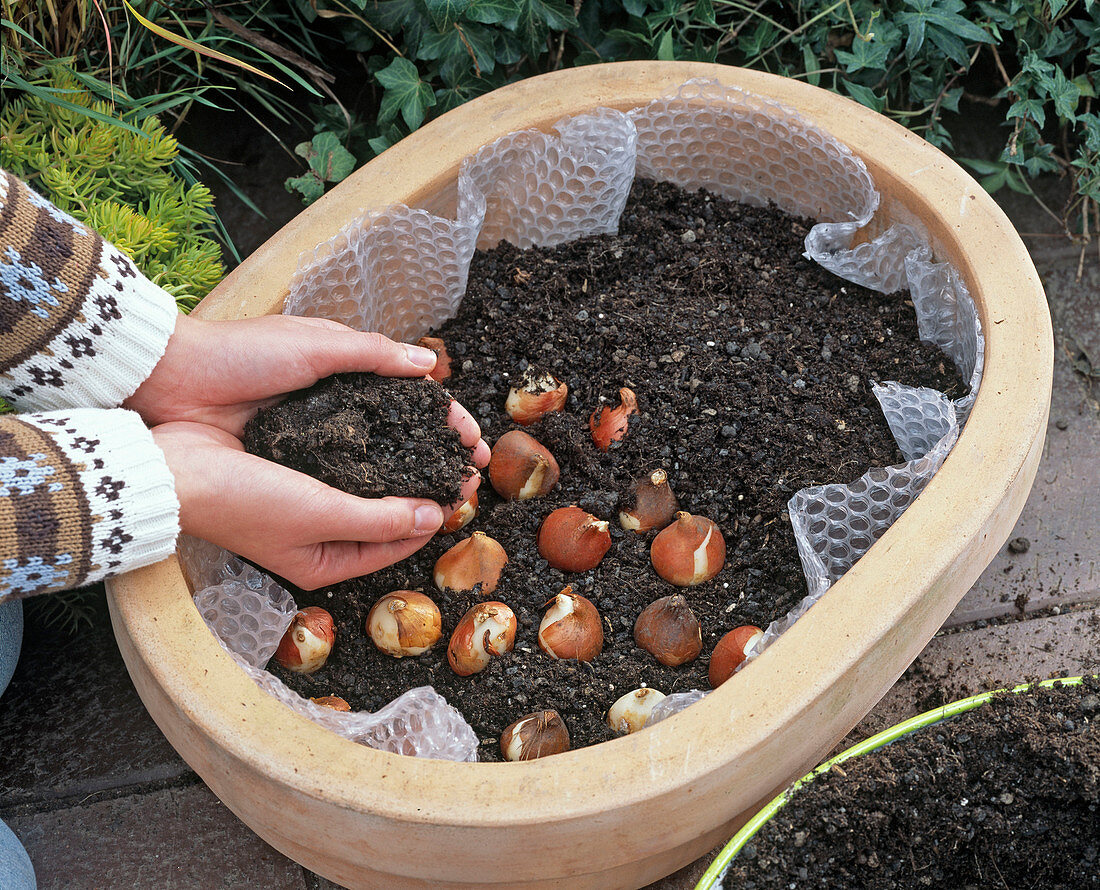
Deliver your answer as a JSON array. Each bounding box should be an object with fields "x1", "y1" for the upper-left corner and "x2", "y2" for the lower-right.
[
  {"x1": 243, "y1": 373, "x2": 472, "y2": 506},
  {"x1": 726, "y1": 677, "x2": 1100, "y2": 888}
]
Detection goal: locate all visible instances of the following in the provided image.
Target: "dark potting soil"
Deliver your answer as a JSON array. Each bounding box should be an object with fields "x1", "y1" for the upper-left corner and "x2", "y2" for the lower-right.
[
  {"x1": 268, "y1": 179, "x2": 966, "y2": 761},
  {"x1": 725, "y1": 677, "x2": 1100, "y2": 888},
  {"x1": 243, "y1": 373, "x2": 471, "y2": 506}
]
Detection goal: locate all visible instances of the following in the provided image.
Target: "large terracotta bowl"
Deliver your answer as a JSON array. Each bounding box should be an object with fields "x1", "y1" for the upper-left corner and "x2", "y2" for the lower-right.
[{"x1": 107, "y1": 62, "x2": 1052, "y2": 889}]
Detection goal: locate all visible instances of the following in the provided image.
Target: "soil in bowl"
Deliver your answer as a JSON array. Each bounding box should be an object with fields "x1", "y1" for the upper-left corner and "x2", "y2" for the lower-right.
[
  {"x1": 722, "y1": 676, "x2": 1100, "y2": 888},
  {"x1": 263, "y1": 178, "x2": 966, "y2": 761}
]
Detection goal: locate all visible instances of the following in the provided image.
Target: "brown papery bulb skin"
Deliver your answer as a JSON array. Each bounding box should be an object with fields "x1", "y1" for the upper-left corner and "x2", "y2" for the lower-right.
[
  {"x1": 709, "y1": 625, "x2": 764, "y2": 688},
  {"x1": 274, "y1": 607, "x2": 335, "y2": 674},
  {"x1": 619, "y1": 468, "x2": 679, "y2": 533},
  {"x1": 488, "y1": 430, "x2": 560, "y2": 500},
  {"x1": 537, "y1": 587, "x2": 604, "y2": 662},
  {"x1": 447, "y1": 601, "x2": 518, "y2": 676},
  {"x1": 505, "y1": 370, "x2": 568, "y2": 425},
  {"x1": 537, "y1": 506, "x2": 612, "y2": 572},
  {"x1": 366, "y1": 590, "x2": 443, "y2": 657},
  {"x1": 633, "y1": 594, "x2": 703, "y2": 666},
  {"x1": 500, "y1": 710, "x2": 571, "y2": 761},
  {"x1": 416, "y1": 336, "x2": 452, "y2": 382},
  {"x1": 310, "y1": 695, "x2": 351, "y2": 711},
  {"x1": 650, "y1": 511, "x2": 726, "y2": 586},
  {"x1": 589, "y1": 387, "x2": 638, "y2": 451},
  {"x1": 433, "y1": 531, "x2": 508, "y2": 595},
  {"x1": 442, "y1": 492, "x2": 478, "y2": 534}
]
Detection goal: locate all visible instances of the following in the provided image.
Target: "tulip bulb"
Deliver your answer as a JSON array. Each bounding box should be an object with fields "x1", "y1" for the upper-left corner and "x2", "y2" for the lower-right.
[
  {"x1": 650, "y1": 512, "x2": 726, "y2": 586},
  {"x1": 310, "y1": 695, "x2": 351, "y2": 711},
  {"x1": 488, "y1": 430, "x2": 560, "y2": 500},
  {"x1": 709, "y1": 625, "x2": 764, "y2": 687},
  {"x1": 607, "y1": 687, "x2": 666, "y2": 735},
  {"x1": 447, "y1": 601, "x2": 518, "y2": 676},
  {"x1": 416, "y1": 336, "x2": 451, "y2": 382},
  {"x1": 500, "y1": 710, "x2": 571, "y2": 761},
  {"x1": 367, "y1": 590, "x2": 442, "y2": 657},
  {"x1": 442, "y1": 492, "x2": 478, "y2": 533},
  {"x1": 537, "y1": 586, "x2": 603, "y2": 661},
  {"x1": 274, "y1": 607, "x2": 335, "y2": 674},
  {"x1": 537, "y1": 506, "x2": 612, "y2": 572},
  {"x1": 633, "y1": 594, "x2": 702, "y2": 666},
  {"x1": 619, "y1": 469, "x2": 679, "y2": 533},
  {"x1": 590, "y1": 387, "x2": 638, "y2": 451},
  {"x1": 434, "y1": 531, "x2": 508, "y2": 595},
  {"x1": 505, "y1": 369, "x2": 567, "y2": 425}
]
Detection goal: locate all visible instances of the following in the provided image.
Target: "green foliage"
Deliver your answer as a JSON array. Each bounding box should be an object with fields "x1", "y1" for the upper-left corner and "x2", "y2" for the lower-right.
[
  {"x1": 297, "y1": 0, "x2": 1100, "y2": 235},
  {"x1": 285, "y1": 131, "x2": 357, "y2": 203},
  {"x1": 0, "y1": 72, "x2": 225, "y2": 311}
]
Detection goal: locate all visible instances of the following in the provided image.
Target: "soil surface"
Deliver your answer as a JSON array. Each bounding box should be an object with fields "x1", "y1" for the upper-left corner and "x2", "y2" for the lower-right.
[
  {"x1": 725, "y1": 677, "x2": 1100, "y2": 888},
  {"x1": 270, "y1": 179, "x2": 965, "y2": 760},
  {"x1": 244, "y1": 373, "x2": 471, "y2": 505}
]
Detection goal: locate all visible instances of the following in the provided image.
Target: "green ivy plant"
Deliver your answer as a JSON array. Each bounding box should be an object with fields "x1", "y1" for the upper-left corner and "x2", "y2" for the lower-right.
[
  {"x1": 295, "y1": 0, "x2": 1100, "y2": 239},
  {"x1": 0, "y1": 71, "x2": 225, "y2": 312}
]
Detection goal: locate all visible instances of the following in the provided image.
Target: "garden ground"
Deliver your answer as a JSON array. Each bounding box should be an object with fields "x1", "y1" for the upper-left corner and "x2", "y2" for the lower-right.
[{"x1": 0, "y1": 158, "x2": 1097, "y2": 889}]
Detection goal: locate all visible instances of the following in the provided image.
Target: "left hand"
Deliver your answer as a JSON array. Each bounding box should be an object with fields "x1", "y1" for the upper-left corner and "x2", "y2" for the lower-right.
[{"x1": 126, "y1": 314, "x2": 490, "y2": 466}]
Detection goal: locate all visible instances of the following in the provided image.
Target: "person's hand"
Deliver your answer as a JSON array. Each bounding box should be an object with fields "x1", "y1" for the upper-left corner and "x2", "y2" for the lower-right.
[
  {"x1": 152, "y1": 421, "x2": 481, "y2": 589},
  {"x1": 127, "y1": 314, "x2": 490, "y2": 466}
]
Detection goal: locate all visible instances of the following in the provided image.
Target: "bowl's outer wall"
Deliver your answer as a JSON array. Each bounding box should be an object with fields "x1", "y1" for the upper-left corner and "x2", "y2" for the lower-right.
[{"x1": 107, "y1": 61, "x2": 1052, "y2": 889}]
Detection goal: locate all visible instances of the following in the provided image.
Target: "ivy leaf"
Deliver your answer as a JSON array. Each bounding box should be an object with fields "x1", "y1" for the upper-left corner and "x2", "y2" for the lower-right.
[
  {"x1": 469, "y1": 0, "x2": 576, "y2": 56},
  {"x1": 435, "y1": 68, "x2": 499, "y2": 112},
  {"x1": 285, "y1": 132, "x2": 356, "y2": 205},
  {"x1": 1007, "y1": 97, "x2": 1046, "y2": 129},
  {"x1": 897, "y1": 0, "x2": 992, "y2": 60},
  {"x1": 419, "y1": 22, "x2": 497, "y2": 81},
  {"x1": 284, "y1": 172, "x2": 325, "y2": 204},
  {"x1": 1050, "y1": 67, "x2": 1081, "y2": 121},
  {"x1": 835, "y1": 36, "x2": 891, "y2": 73},
  {"x1": 656, "y1": 28, "x2": 675, "y2": 60},
  {"x1": 622, "y1": 0, "x2": 648, "y2": 16},
  {"x1": 368, "y1": 123, "x2": 408, "y2": 157},
  {"x1": 376, "y1": 57, "x2": 437, "y2": 129},
  {"x1": 692, "y1": 0, "x2": 715, "y2": 26},
  {"x1": 373, "y1": 0, "x2": 433, "y2": 53},
  {"x1": 844, "y1": 81, "x2": 885, "y2": 113},
  {"x1": 1079, "y1": 112, "x2": 1100, "y2": 153},
  {"x1": 466, "y1": 0, "x2": 514, "y2": 25},
  {"x1": 425, "y1": 0, "x2": 473, "y2": 30}
]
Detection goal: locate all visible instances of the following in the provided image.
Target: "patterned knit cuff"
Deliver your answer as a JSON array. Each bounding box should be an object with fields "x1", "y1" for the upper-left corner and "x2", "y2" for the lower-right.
[
  {"x1": 0, "y1": 170, "x2": 179, "y2": 412},
  {"x1": 0, "y1": 409, "x2": 179, "y2": 601}
]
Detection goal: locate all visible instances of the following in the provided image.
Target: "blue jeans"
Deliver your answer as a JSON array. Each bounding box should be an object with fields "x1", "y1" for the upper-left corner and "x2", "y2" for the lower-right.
[{"x1": 0, "y1": 599, "x2": 36, "y2": 890}]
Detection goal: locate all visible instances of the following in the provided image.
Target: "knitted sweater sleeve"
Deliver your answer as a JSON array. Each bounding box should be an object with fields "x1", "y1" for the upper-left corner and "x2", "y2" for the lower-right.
[{"x1": 0, "y1": 170, "x2": 181, "y2": 601}]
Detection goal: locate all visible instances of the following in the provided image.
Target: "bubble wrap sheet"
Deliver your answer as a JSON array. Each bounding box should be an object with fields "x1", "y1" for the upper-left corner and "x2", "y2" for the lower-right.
[
  {"x1": 183, "y1": 78, "x2": 983, "y2": 754},
  {"x1": 179, "y1": 536, "x2": 479, "y2": 762}
]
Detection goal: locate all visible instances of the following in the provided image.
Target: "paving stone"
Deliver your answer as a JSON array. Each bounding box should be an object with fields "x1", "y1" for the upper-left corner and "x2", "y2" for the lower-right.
[
  {"x1": 944, "y1": 325, "x2": 1100, "y2": 627},
  {"x1": 851, "y1": 606, "x2": 1100, "y2": 743},
  {"x1": 0, "y1": 592, "x2": 190, "y2": 810},
  {"x1": 6, "y1": 782, "x2": 307, "y2": 889}
]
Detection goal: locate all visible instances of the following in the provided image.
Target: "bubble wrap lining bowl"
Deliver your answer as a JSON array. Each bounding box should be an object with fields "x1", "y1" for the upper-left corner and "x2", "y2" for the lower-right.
[{"x1": 186, "y1": 78, "x2": 983, "y2": 753}]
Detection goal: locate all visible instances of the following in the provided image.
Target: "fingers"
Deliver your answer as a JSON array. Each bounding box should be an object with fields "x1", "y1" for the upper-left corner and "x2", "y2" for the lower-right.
[
  {"x1": 293, "y1": 536, "x2": 439, "y2": 590},
  {"x1": 157, "y1": 420, "x2": 489, "y2": 588},
  {"x1": 304, "y1": 490, "x2": 444, "y2": 543},
  {"x1": 284, "y1": 317, "x2": 438, "y2": 379},
  {"x1": 447, "y1": 400, "x2": 490, "y2": 467}
]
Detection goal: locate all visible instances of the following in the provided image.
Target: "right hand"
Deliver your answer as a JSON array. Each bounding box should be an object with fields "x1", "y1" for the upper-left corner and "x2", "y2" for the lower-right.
[{"x1": 153, "y1": 421, "x2": 480, "y2": 589}]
